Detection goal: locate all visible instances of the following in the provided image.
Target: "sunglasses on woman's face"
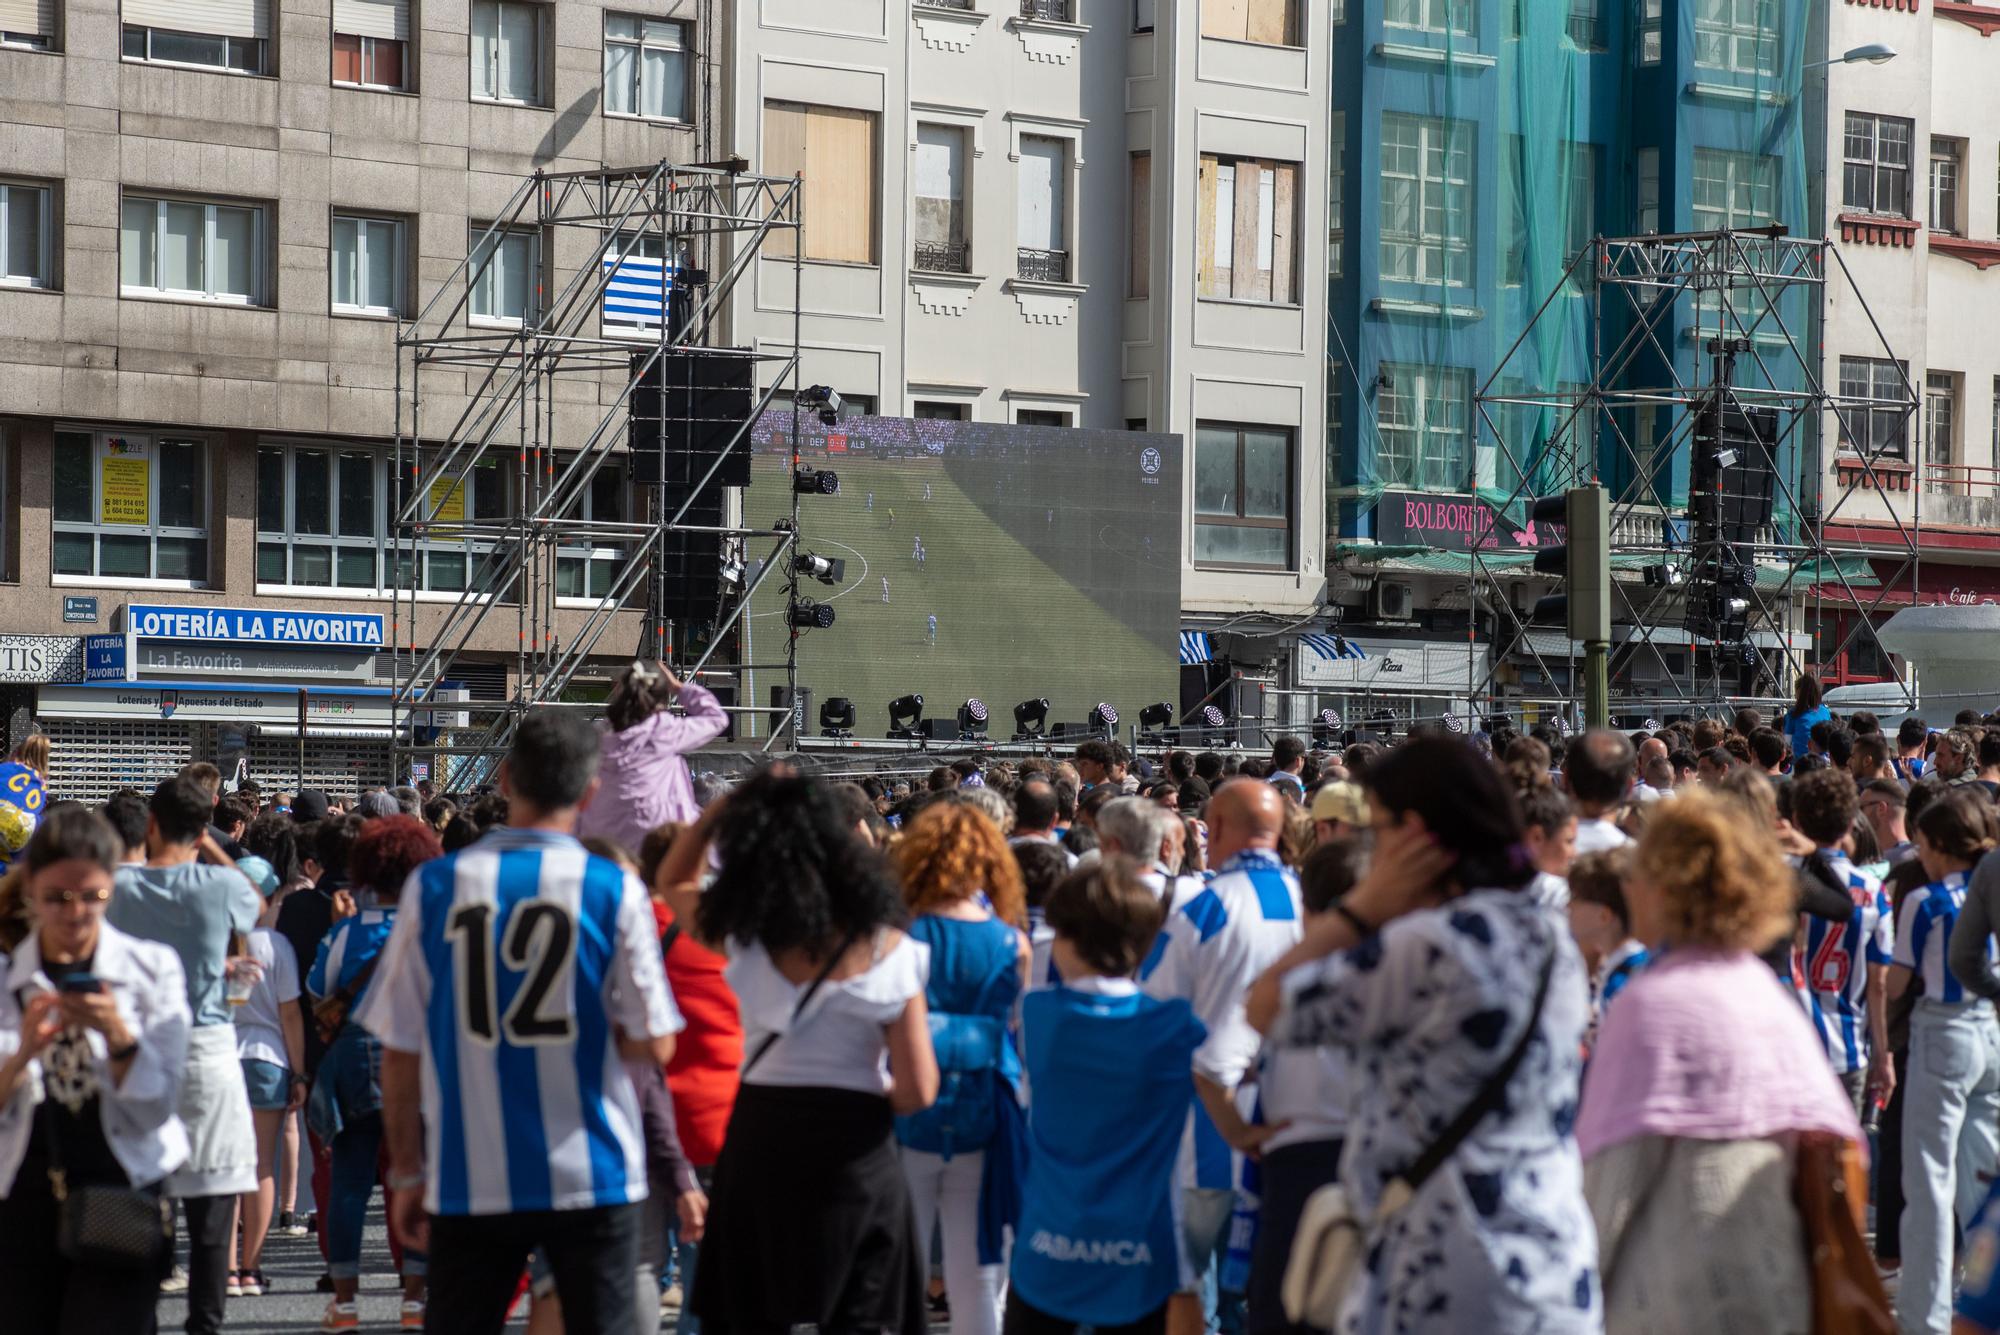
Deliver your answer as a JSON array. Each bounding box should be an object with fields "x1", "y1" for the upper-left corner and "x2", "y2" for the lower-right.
[{"x1": 36, "y1": 888, "x2": 112, "y2": 908}]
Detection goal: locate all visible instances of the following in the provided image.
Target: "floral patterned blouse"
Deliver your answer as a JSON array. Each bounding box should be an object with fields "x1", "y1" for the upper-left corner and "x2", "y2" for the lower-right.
[{"x1": 1272, "y1": 887, "x2": 1602, "y2": 1335}]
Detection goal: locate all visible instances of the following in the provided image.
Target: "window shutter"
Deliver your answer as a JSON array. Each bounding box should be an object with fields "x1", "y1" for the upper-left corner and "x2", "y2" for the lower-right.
[
  {"x1": 333, "y1": 0, "x2": 411, "y2": 41},
  {"x1": 124, "y1": 0, "x2": 270, "y2": 39},
  {"x1": 0, "y1": 0, "x2": 54, "y2": 37},
  {"x1": 805, "y1": 107, "x2": 877, "y2": 264},
  {"x1": 760, "y1": 101, "x2": 807, "y2": 259}
]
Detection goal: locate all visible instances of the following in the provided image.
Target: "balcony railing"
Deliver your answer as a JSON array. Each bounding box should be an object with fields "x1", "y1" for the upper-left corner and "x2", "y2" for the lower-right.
[
  {"x1": 1926, "y1": 462, "x2": 2000, "y2": 498},
  {"x1": 913, "y1": 240, "x2": 970, "y2": 274},
  {"x1": 1016, "y1": 246, "x2": 1069, "y2": 282},
  {"x1": 1019, "y1": 0, "x2": 1071, "y2": 20}
]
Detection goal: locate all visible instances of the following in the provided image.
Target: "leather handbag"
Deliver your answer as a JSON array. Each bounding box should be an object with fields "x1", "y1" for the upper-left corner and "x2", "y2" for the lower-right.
[
  {"x1": 1282, "y1": 937, "x2": 1555, "y2": 1328},
  {"x1": 312, "y1": 953, "x2": 381, "y2": 1045},
  {"x1": 1795, "y1": 1131, "x2": 1894, "y2": 1335},
  {"x1": 47, "y1": 1123, "x2": 172, "y2": 1272}
]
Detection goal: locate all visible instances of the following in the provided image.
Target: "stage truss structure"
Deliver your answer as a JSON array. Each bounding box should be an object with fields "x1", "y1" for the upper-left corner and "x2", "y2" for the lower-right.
[
  {"x1": 389, "y1": 161, "x2": 806, "y2": 788},
  {"x1": 1465, "y1": 227, "x2": 1922, "y2": 720}
]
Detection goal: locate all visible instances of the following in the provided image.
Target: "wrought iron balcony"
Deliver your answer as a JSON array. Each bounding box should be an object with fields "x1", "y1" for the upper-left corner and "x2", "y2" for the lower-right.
[
  {"x1": 1016, "y1": 246, "x2": 1069, "y2": 282},
  {"x1": 913, "y1": 240, "x2": 971, "y2": 274},
  {"x1": 1018, "y1": 0, "x2": 1070, "y2": 20}
]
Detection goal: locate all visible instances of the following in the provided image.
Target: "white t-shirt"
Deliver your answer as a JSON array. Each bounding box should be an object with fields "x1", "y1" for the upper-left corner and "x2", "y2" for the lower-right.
[
  {"x1": 232, "y1": 927, "x2": 301, "y2": 1070},
  {"x1": 727, "y1": 932, "x2": 929, "y2": 1095},
  {"x1": 1573, "y1": 817, "x2": 1631, "y2": 856}
]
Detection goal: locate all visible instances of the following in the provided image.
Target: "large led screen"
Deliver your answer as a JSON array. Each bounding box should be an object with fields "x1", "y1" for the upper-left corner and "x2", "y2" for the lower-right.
[{"x1": 742, "y1": 414, "x2": 1183, "y2": 740}]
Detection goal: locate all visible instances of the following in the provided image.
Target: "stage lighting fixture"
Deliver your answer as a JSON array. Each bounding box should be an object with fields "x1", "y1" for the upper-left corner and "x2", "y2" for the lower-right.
[
  {"x1": 1138, "y1": 702, "x2": 1175, "y2": 731},
  {"x1": 1312, "y1": 708, "x2": 1342, "y2": 748},
  {"x1": 1088, "y1": 703, "x2": 1118, "y2": 734},
  {"x1": 888, "y1": 693, "x2": 926, "y2": 737},
  {"x1": 787, "y1": 599, "x2": 835, "y2": 629},
  {"x1": 819, "y1": 697, "x2": 856, "y2": 738},
  {"x1": 1013, "y1": 698, "x2": 1050, "y2": 741},
  {"x1": 795, "y1": 552, "x2": 846, "y2": 585},
  {"x1": 793, "y1": 465, "x2": 840, "y2": 495},
  {"x1": 798, "y1": 384, "x2": 844, "y2": 426},
  {"x1": 957, "y1": 698, "x2": 990, "y2": 739}
]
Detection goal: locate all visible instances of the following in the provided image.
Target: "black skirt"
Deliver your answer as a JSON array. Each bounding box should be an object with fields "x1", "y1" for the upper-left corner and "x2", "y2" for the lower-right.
[{"x1": 691, "y1": 1083, "x2": 925, "y2": 1335}]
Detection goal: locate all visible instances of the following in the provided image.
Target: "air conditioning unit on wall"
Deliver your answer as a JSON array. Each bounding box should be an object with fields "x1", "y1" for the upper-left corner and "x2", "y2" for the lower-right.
[{"x1": 1373, "y1": 581, "x2": 1415, "y2": 621}]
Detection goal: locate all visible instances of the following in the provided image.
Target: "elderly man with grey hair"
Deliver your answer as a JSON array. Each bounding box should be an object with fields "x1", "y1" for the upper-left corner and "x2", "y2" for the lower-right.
[{"x1": 1096, "y1": 795, "x2": 1194, "y2": 902}]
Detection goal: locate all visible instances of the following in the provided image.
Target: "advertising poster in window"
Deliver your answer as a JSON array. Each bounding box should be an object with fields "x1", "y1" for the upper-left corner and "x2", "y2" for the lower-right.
[
  {"x1": 429, "y1": 474, "x2": 466, "y2": 535},
  {"x1": 100, "y1": 438, "x2": 151, "y2": 526}
]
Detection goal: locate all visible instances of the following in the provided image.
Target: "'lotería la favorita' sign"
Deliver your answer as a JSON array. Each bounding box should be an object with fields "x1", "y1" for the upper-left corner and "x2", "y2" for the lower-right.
[
  {"x1": 1373, "y1": 491, "x2": 1565, "y2": 553},
  {"x1": 127, "y1": 605, "x2": 386, "y2": 648}
]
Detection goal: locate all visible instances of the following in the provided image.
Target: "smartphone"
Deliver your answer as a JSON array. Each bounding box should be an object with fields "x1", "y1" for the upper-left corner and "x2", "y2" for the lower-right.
[{"x1": 59, "y1": 975, "x2": 104, "y2": 994}]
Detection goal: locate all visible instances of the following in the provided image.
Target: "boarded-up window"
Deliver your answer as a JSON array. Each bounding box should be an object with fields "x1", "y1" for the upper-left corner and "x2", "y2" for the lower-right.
[
  {"x1": 1130, "y1": 152, "x2": 1151, "y2": 298},
  {"x1": 1200, "y1": 0, "x2": 1296, "y2": 44},
  {"x1": 1198, "y1": 154, "x2": 1298, "y2": 303},
  {"x1": 763, "y1": 101, "x2": 879, "y2": 265}
]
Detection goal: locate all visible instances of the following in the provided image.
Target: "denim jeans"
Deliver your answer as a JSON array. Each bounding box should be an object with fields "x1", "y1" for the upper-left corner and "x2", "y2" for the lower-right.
[
  {"x1": 1899, "y1": 999, "x2": 2000, "y2": 1335},
  {"x1": 327, "y1": 1112, "x2": 428, "y2": 1281}
]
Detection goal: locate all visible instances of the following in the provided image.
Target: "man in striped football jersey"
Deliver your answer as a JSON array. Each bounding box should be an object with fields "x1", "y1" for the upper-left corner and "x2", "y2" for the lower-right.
[
  {"x1": 1792, "y1": 768, "x2": 1895, "y2": 1118},
  {"x1": 359, "y1": 709, "x2": 683, "y2": 1335}
]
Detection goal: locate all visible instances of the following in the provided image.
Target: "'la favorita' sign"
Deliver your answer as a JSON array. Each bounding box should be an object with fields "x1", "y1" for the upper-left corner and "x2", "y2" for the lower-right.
[{"x1": 127, "y1": 605, "x2": 386, "y2": 649}]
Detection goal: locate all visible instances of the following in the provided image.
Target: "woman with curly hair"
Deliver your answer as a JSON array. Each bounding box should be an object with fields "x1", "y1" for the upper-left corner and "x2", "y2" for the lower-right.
[
  {"x1": 658, "y1": 768, "x2": 940, "y2": 1335},
  {"x1": 890, "y1": 800, "x2": 1032, "y2": 1335},
  {"x1": 1577, "y1": 792, "x2": 1864, "y2": 1333}
]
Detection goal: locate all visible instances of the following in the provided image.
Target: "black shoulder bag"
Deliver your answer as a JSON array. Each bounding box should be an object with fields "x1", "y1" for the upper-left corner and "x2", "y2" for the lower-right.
[{"x1": 39, "y1": 1035, "x2": 174, "y2": 1272}]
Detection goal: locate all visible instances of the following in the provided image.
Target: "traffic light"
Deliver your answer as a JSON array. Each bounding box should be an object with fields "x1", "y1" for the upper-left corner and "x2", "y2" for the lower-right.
[{"x1": 1529, "y1": 485, "x2": 1611, "y2": 644}]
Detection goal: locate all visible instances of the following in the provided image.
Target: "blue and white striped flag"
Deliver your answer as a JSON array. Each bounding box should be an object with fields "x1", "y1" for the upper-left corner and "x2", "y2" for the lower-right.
[
  {"x1": 1180, "y1": 631, "x2": 1214, "y2": 666},
  {"x1": 1300, "y1": 634, "x2": 1367, "y2": 662},
  {"x1": 601, "y1": 254, "x2": 675, "y2": 329}
]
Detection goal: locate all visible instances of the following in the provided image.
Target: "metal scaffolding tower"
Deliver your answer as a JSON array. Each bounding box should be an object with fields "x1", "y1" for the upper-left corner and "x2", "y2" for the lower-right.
[
  {"x1": 389, "y1": 162, "x2": 804, "y2": 789},
  {"x1": 1465, "y1": 226, "x2": 1921, "y2": 721}
]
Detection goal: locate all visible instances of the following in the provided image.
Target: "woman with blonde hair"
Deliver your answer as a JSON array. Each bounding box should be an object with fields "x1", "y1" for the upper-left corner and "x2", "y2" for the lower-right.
[
  {"x1": 1577, "y1": 792, "x2": 1865, "y2": 1333},
  {"x1": 891, "y1": 800, "x2": 1031, "y2": 1335}
]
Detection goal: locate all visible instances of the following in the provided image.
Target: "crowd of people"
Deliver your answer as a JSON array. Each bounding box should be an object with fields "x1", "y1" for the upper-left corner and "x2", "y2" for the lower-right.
[{"x1": 10, "y1": 664, "x2": 2000, "y2": 1333}]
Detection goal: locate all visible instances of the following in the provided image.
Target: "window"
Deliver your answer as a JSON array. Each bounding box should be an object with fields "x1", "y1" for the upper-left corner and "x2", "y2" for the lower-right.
[
  {"x1": 122, "y1": 0, "x2": 269, "y2": 73},
  {"x1": 1328, "y1": 126, "x2": 1344, "y2": 279},
  {"x1": 913, "y1": 125, "x2": 969, "y2": 274},
  {"x1": 120, "y1": 195, "x2": 264, "y2": 304},
  {"x1": 1129, "y1": 152, "x2": 1151, "y2": 298},
  {"x1": 1017, "y1": 408, "x2": 1072, "y2": 427},
  {"x1": 1691, "y1": 148, "x2": 1776, "y2": 231},
  {"x1": 1636, "y1": 0, "x2": 1661, "y2": 64},
  {"x1": 1378, "y1": 364, "x2": 1470, "y2": 492},
  {"x1": 1383, "y1": 0, "x2": 1472, "y2": 36},
  {"x1": 914, "y1": 401, "x2": 969, "y2": 421},
  {"x1": 1380, "y1": 113, "x2": 1473, "y2": 288},
  {"x1": 0, "y1": 182, "x2": 52, "y2": 288},
  {"x1": 332, "y1": 0, "x2": 410, "y2": 88},
  {"x1": 1693, "y1": 0, "x2": 1776, "y2": 77},
  {"x1": 604, "y1": 14, "x2": 688, "y2": 122},
  {"x1": 1199, "y1": 155, "x2": 1300, "y2": 303},
  {"x1": 1925, "y1": 372, "x2": 1958, "y2": 492},
  {"x1": 468, "y1": 224, "x2": 538, "y2": 325},
  {"x1": 1134, "y1": 0, "x2": 1155, "y2": 31},
  {"x1": 331, "y1": 214, "x2": 404, "y2": 316},
  {"x1": 53, "y1": 430, "x2": 209, "y2": 582},
  {"x1": 1503, "y1": 141, "x2": 1595, "y2": 287},
  {"x1": 1837, "y1": 356, "x2": 1908, "y2": 458},
  {"x1": 256, "y1": 445, "x2": 381, "y2": 588},
  {"x1": 1931, "y1": 139, "x2": 1963, "y2": 236},
  {"x1": 1841, "y1": 114, "x2": 1912, "y2": 217},
  {"x1": 1635, "y1": 146, "x2": 1660, "y2": 233},
  {"x1": 1200, "y1": 0, "x2": 1297, "y2": 44},
  {"x1": 556, "y1": 456, "x2": 628, "y2": 600},
  {"x1": 1566, "y1": 0, "x2": 1602, "y2": 48},
  {"x1": 1017, "y1": 135, "x2": 1069, "y2": 282},
  {"x1": 1194, "y1": 423, "x2": 1292, "y2": 568},
  {"x1": 472, "y1": 0, "x2": 543, "y2": 105},
  {"x1": 390, "y1": 457, "x2": 515, "y2": 592},
  {"x1": 762, "y1": 101, "x2": 879, "y2": 264},
  {"x1": 0, "y1": 0, "x2": 55, "y2": 48}
]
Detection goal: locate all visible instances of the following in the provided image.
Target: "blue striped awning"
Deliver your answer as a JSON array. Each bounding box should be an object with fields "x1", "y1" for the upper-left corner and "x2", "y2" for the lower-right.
[
  {"x1": 1299, "y1": 633, "x2": 1368, "y2": 662},
  {"x1": 601, "y1": 255, "x2": 676, "y2": 328},
  {"x1": 1179, "y1": 631, "x2": 1214, "y2": 666}
]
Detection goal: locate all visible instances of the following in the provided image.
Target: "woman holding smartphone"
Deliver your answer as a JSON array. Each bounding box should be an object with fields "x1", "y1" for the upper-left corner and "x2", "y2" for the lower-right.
[{"x1": 0, "y1": 805, "x2": 194, "y2": 1332}]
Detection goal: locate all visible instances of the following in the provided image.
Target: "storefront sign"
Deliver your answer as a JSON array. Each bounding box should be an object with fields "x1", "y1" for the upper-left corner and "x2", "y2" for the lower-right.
[
  {"x1": 136, "y1": 642, "x2": 379, "y2": 682},
  {"x1": 37, "y1": 684, "x2": 394, "y2": 726},
  {"x1": 84, "y1": 635, "x2": 128, "y2": 682},
  {"x1": 0, "y1": 637, "x2": 84, "y2": 684},
  {"x1": 1296, "y1": 637, "x2": 1486, "y2": 691},
  {"x1": 127, "y1": 605, "x2": 386, "y2": 649},
  {"x1": 1373, "y1": 491, "x2": 1561, "y2": 553},
  {"x1": 100, "y1": 439, "x2": 150, "y2": 526},
  {"x1": 62, "y1": 597, "x2": 99, "y2": 624}
]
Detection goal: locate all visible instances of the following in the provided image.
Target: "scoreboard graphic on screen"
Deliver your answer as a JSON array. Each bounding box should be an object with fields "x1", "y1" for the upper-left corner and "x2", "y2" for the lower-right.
[{"x1": 743, "y1": 414, "x2": 1183, "y2": 740}]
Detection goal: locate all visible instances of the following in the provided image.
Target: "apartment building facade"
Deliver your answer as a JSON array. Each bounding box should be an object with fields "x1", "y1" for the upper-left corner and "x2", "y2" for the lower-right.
[
  {"x1": 1812, "y1": 0, "x2": 2000, "y2": 690},
  {"x1": 0, "y1": 0, "x2": 702, "y2": 796},
  {"x1": 722, "y1": 0, "x2": 1333, "y2": 722}
]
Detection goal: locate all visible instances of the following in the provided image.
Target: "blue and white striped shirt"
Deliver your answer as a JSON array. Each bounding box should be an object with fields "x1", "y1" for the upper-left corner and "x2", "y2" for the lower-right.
[
  {"x1": 1895, "y1": 870, "x2": 1981, "y2": 1005},
  {"x1": 1802, "y1": 849, "x2": 1893, "y2": 1075},
  {"x1": 356, "y1": 827, "x2": 683, "y2": 1217}
]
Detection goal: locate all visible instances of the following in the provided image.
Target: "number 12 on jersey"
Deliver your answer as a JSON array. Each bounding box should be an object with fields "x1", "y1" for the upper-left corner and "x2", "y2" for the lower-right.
[{"x1": 447, "y1": 901, "x2": 578, "y2": 1046}]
